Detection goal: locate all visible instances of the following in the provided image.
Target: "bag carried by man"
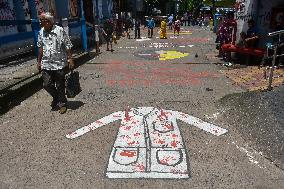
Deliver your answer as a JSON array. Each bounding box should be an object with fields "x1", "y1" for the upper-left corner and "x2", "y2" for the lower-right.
[{"x1": 66, "y1": 70, "x2": 81, "y2": 98}]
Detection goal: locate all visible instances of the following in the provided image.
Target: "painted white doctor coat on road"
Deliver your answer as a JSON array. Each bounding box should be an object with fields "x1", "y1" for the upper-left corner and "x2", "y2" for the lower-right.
[{"x1": 66, "y1": 107, "x2": 228, "y2": 179}]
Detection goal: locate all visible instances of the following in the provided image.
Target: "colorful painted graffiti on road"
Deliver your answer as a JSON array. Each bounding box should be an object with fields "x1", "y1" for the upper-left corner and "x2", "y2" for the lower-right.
[
  {"x1": 135, "y1": 50, "x2": 189, "y2": 61},
  {"x1": 102, "y1": 60, "x2": 219, "y2": 88},
  {"x1": 158, "y1": 50, "x2": 189, "y2": 61},
  {"x1": 66, "y1": 107, "x2": 228, "y2": 178}
]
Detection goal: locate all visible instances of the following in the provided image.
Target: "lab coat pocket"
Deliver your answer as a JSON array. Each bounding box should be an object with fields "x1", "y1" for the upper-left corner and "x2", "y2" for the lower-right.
[
  {"x1": 153, "y1": 119, "x2": 174, "y2": 133},
  {"x1": 113, "y1": 147, "x2": 139, "y2": 165},
  {"x1": 156, "y1": 149, "x2": 183, "y2": 166}
]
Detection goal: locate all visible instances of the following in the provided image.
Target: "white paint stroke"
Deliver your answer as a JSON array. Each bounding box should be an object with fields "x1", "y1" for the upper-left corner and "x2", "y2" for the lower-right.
[
  {"x1": 232, "y1": 142, "x2": 266, "y2": 169},
  {"x1": 136, "y1": 38, "x2": 151, "y2": 42},
  {"x1": 66, "y1": 107, "x2": 228, "y2": 178}
]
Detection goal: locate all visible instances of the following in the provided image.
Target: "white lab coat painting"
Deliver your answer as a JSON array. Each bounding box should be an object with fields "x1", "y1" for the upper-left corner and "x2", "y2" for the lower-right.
[{"x1": 66, "y1": 107, "x2": 228, "y2": 179}]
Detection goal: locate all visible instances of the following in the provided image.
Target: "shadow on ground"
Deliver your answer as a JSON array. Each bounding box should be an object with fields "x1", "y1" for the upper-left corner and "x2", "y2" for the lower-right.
[{"x1": 218, "y1": 85, "x2": 284, "y2": 170}]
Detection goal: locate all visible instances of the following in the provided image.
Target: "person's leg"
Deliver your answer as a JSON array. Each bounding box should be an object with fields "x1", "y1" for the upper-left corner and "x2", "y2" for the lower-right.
[
  {"x1": 148, "y1": 28, "x2": 150, "y2": 37},
  {"x1": 138, "y1": 28, "x2": 140, "y2": 39},
  {"x1": 107, "y1": 41, "x2": 110, "y2": 50},
  {"x1": 151, "y1": 28, "x2": 153, "y2": 37},
  {"x1": 277, "y1": 46, "x2": 284, "y2": 66},
  {"x1": 96, "y1": 41, "x2": 99, "y2": 53},
  {"x1": 42, "y1": 70, "x2": 58, "y2": 109},
  {"x1": 135, "y1": 28, "x2": 137, "y2": 39},
  {"x1": 54, "y1": 69, "x2": 67, "y2": 114}
]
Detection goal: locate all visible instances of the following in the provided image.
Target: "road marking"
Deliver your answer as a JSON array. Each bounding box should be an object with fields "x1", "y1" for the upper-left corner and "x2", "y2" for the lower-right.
[
  {"x1": 136, "y1": 37, "x2": 151, "y2": 42},
  {"x1": 66, "y1": 107, "x2": 228, "y2": 179},
  {"x1": 158, "y1": 51, "x2": 189, "y2": 61}
]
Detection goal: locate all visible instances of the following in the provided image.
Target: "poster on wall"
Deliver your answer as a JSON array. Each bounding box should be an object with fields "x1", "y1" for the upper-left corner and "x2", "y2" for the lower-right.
[
  {"x1": 0, "y1": 0, "x2": 17, "y2": 36},
  {"x1": 270, "y1": 7, "x2": 284, "y2": 29},
  {"x1": 22, "y1": 0, "x2": 45, "y2": 18},
  {"x1": 70, "y1": 0, "x2": 78, "y2": 17}
]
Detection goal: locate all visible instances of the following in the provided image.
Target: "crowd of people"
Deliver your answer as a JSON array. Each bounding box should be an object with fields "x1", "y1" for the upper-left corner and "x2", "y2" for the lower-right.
[
  {"x1": 36, "y1": 10, "x2": 283, "y2": 115},
  {"x1": 36, "y1": 11, "x2": 202, "y2": 114},
  {"x1": 216, "y1": 12, "x2": 284, "y2": 67}
]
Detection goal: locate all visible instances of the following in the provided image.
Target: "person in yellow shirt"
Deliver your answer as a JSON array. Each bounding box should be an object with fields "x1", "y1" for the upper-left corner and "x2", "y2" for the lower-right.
[{"x1": 160, "y1": 19, "x2": 167, "y2": 39}]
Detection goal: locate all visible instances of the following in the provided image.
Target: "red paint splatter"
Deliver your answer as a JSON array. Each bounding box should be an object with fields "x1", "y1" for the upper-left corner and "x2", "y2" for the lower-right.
[
  {"x1": 124, "y1": 108, "x2": 133, "y2": 122},
  {"x1": 113, "y1": 114, "x2": 121, "y2": 118},
  {"x1": 171, "y1": 140, "x2": 178, "y2": 148},
  {"x1": 158, "y1": 109, "x2": 168, "y2": 121},
  {"x1": 134, "y1": 132, "x2": 141, "y2": 137},
  {"x1": 135, "y1": 163, "x2": 145, "y2": 171},
  {"x1": 120, "y1": 150, "x2": 137, "y2": 157},
  {"x1": 157, "y1": 139, "x2": 165, "y2": 144},
  {"x1": 160, "y1": 159, "x2": 169, "y2": 165},
  {"x1": 95, "y1": 120, "x2": 104, "y2": 125},
  {"x1": 164, "y1": 122, "x2": 173, "y2": 130},
  {"x1": 127, "y1": 141, "x2": 136, "y2": 146},
  {"x1": 213, "y1": 129, "x2": 219, "y2": 134},
  {"x1": 132, "y1": 120, "x2": 139, "y2": 125},
  {"x1": 172, "y1": 134, "x2": 178, "y2": 138},
  {"x1": 180, "y1": 113, "x2": 188, "y2": 118},
  {"x1": 124, "y1": 126, "x2": 132, "y2": 131}
]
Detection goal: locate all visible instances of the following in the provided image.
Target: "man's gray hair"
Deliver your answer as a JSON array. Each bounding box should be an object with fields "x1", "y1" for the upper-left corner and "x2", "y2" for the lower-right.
[{"x1": 40, "y1": 12, "x2": 54, "y2": 23}]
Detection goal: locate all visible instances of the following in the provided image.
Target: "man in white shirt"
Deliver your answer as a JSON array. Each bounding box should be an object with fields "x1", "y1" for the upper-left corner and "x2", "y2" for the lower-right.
[{"x1": 37, "y1": 12, "x2": 74, "y2": 114}]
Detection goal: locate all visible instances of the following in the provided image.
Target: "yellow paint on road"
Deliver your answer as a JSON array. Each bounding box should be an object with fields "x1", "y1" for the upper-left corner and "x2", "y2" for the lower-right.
[
  {"x1": 167, "y1": 32, "x2": 193, "y2": 35},
  {"x1": 159, "y1": 51, "x2": 189, "y2": 61}
]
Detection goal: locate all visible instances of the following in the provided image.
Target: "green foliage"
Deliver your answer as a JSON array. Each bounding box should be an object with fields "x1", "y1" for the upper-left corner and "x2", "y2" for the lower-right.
[{"x1": 203, "y1": 0, "x2": 236, "y2": 7}]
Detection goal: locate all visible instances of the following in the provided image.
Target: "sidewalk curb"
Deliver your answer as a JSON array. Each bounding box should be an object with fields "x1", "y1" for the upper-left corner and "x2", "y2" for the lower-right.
[{"x1": 0, "y1": 52, "x2": 91, "y2": 114}]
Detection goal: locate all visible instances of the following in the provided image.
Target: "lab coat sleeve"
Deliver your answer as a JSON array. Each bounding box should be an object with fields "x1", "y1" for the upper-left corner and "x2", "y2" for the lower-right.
[
  {"x1": 175, "y1": 111, "x2": 228, "y2": 136},
  {"x1": 66, "y1": 111, "x2": 123, "y2": 139}
]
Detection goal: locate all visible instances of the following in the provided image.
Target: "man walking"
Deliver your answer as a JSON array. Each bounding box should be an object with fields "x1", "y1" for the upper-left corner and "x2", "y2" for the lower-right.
[
  {"x1": 103, "y1": 19, "x2": 114, "y2": 51},
  {"x1": 134, "y1": 18, "x2": 141, "y2": 39},
  {"x1": 37, "y1": 12, "x2": 74, "y2": 114}
]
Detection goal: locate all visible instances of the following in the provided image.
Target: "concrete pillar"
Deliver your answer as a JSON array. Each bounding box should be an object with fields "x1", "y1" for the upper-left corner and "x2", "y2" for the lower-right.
[
  {"x1": 13, "y1": 0, "x2": 27, "y2": 32},
  {"x1": 55, "y1": 0, "x2": 69, "y2": 18},
  {"x1": 27, "y1": 0, "x2": 37, "y2": 19},
  {"x1": 80, "y1": 0, "x2": 88, "y2": 51}
]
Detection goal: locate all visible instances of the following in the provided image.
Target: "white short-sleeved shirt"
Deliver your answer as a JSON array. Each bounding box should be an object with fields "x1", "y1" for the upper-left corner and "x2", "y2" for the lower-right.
[{"x1": 37, "y1": 25, "x2": 73, "y2": 70}]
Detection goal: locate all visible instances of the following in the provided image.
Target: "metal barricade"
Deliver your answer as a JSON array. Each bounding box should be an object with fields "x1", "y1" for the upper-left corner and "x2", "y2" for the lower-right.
[{"x1": 265, "y1": 29, "x2": 284, "y2": 90}]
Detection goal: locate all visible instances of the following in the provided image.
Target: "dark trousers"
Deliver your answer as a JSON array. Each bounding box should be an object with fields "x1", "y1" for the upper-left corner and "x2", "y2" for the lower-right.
[
  {"x1": 42, "y1": 68, "x2": 67, "y2": 106},
  {"x1": 135, "y1": 28, "x2": 140, "y2": 39},
  {"x1": 148, "y1": 28, "x2": 153, "y2": 38}
]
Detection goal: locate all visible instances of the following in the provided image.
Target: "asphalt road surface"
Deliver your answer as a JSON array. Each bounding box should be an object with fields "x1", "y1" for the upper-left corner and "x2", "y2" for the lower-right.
[{"x1": 0, "y1": 26, "x2": 283, "y2": 189}]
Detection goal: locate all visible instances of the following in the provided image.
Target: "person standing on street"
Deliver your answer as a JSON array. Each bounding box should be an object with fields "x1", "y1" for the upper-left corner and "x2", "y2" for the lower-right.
[
  {"x1": 160, "y1": 18, "x2": 167, "y2": 39},
  {"x1": 94, "y1": 24, "x2": 100, "y2": 54},
  {"x1": 37, "y1": 12, "x2": 74, "y2": 114},
  {"x1": 103, "y1": 19, "x2": 114, "y2": 51},
  {"x1": 147, "y1": 17, "x2": 155, "y2": 38},
  {"x1": 174, "y1": 18, "x2": 181, "y2": 36},
  {"x1": 168, "y1": 14, "x2": 174, "y2": 30},
  {"x1": 134, "y1": 18, "x2": 141, "y2": 39}
]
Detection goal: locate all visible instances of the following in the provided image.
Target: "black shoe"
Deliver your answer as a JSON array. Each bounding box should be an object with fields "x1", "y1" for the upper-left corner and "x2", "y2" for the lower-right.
[{"x1": 51, "y1": 101, "x2": 59, "y2": 111}]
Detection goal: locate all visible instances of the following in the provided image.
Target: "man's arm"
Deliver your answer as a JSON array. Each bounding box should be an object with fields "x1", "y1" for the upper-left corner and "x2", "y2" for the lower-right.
[
  {"x1": 62, "y1": 29, "x2": 74, "y2": 70},
  {"x1": 67, "y1": 49, "x2": 74, "y2": 70},
  {"x1": 37, "y1": 30, "x2": 43, "y2": 72},
  {"x1": 37, "y1": 47, "x2": 43, "y2": 72}
]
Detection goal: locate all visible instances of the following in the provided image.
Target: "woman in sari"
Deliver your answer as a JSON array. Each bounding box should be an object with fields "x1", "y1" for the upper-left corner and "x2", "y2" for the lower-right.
[{"x1": 160, "y1": 19, "x2": 167, "y2": 39}]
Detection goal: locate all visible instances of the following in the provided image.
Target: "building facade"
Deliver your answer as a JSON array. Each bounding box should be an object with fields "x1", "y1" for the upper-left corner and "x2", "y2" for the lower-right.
[
  {"x1": 0, "y1": 0, "x2": 114, "y2": 59},
  {"x1": 235, "y1": 0, "x2": 284, "y2": 47}
]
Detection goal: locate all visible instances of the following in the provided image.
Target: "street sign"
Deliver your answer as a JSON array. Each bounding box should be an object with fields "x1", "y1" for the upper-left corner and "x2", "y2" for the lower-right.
[{"x1": 66, "y1": 107, "x2": 228, "y2": 179}]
